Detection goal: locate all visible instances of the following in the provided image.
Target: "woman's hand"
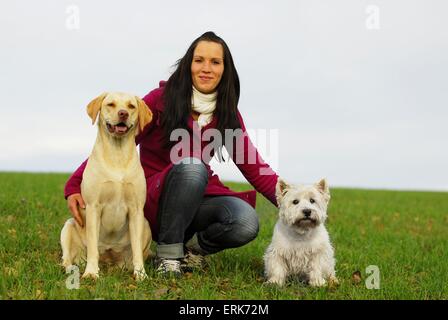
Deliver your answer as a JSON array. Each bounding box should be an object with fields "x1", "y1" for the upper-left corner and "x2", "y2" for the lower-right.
[{"x1": 67, "y1": 193, "x2": 85, "y2": 227}]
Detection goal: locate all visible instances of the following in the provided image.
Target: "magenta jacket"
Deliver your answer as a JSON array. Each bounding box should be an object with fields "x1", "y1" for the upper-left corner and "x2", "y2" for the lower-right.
[{"x1": 64, "y1": 81, "x2": 279, "y2": 238}]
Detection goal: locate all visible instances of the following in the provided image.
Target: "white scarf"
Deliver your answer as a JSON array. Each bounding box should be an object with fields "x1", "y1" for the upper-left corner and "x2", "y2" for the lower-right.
[{"x1": 191, "y1": 86, "x2": 217, "y2": 129}]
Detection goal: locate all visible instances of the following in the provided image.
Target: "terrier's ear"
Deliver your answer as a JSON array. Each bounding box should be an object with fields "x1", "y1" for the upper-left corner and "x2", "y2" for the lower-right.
[
  {"x1": 315, "y1": 178, "x2": 331, "y2": 203},
  {"x1": 135, "y1": 96, "x2": 153, "y2": 134},
  {"x1": 276, "y1": 178, "x2": 291, "y2": 204},
  {"x1": 86, "y1": 93, "x2": 107, "y2": 125}
]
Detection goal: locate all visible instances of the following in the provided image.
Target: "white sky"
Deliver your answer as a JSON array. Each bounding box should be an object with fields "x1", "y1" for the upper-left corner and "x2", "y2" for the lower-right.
[{"x1": 1, "y1": 0, "x2": 447, "y2": 191}]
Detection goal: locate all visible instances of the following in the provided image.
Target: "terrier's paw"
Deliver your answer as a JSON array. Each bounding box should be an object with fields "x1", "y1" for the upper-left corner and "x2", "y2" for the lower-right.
[
  {"x1": 264, "y1": 277, "x2": 285, "y2": 287},
  {"x1": 133, "y1": 269, "x2": 148, "y2": 282},
  {"x1": 328, "y1": 276, "x2": 339, "y2": 286},
  {"x1": 309, "y1": 276, "x2": 326, "y2": 287}
]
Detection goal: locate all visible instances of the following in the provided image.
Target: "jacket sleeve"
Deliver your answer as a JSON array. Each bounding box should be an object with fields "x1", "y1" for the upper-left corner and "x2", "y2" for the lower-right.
[
  {"x1": 64, "y1": 159, "x2": 88, "y2": 199},
  {"x1": 229, "y1": 111, "x2": 279, "y2": 207}
]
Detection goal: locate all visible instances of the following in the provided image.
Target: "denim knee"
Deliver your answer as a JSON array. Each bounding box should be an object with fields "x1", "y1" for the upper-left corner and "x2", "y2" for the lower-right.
[
  {"x1": 235, "y1": 210, "x2": 260, "y2": 243},
  {"x1": 189, "y1": 197, "x2": 260, "y2": 254},
  {"x1": 230, "y1": 208, "x2": 260, "y2": 246}
]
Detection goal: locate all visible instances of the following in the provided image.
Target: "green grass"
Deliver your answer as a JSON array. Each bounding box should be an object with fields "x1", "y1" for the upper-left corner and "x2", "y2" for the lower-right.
[{"x1": 0, "y1": 172, "x2": 447, "y2": 300}]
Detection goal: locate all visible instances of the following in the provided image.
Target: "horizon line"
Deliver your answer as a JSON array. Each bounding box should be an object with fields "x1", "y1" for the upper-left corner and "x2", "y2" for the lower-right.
[{"x1": 1, "y1": 170, "x2": 447, "y2": 194}]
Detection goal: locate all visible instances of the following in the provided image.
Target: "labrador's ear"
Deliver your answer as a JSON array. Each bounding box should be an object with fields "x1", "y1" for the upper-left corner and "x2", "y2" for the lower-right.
[
  {"x1": 276, "y1": 178, "x2": 291, "y2": 204},
  {"x1": 86, "y1": 93, "x2": 107, "y2": 125},
  {"x1": 135, "y1": 96, "x2": 153, "y2": 134}
]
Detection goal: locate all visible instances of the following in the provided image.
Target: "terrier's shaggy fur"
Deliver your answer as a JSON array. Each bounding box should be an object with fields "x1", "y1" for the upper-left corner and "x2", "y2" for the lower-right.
[{"x1": 264, "y1": 178, "x2": 338, "y2": 287}]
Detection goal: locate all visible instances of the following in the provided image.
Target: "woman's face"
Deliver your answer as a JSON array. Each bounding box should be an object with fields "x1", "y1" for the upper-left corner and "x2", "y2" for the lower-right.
[{"x1": 191, "y1": 41, "x2": 224, "y2": 94}]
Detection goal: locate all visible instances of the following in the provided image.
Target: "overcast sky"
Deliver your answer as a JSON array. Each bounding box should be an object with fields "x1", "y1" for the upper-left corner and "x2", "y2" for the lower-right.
[{"x1": 1, "y1": 0, "x2": 447, "y2": 191}]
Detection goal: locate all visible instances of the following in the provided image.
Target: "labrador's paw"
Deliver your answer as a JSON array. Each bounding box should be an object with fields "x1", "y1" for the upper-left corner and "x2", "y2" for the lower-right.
[{"x1": 133, "y1": 269, "x2": 148, "y2": 282}]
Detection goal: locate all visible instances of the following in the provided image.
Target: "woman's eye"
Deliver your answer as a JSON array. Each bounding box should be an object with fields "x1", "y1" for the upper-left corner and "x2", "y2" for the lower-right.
[
  {"x1": 293, "y1": 199, "x2": 299, "y2": 205},
  {"x1": 310, "y1": 198, "x2": 315, "y2": 204}
]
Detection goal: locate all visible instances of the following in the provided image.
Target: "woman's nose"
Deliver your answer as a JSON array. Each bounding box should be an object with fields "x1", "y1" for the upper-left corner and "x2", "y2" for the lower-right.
[{"x1": 202, "y1": 62, "x2": 212, "y2": 72}]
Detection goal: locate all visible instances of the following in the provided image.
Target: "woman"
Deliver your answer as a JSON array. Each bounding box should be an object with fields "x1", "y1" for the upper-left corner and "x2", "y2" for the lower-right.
[{"x1": 65, "y1": 31, "x2": 279, "y2": 276}]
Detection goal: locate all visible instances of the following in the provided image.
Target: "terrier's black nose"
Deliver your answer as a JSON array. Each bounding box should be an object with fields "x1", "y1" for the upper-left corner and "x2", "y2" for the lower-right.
[{"x1": 302, "y1": 209, "x2": 311, "y2": 217}]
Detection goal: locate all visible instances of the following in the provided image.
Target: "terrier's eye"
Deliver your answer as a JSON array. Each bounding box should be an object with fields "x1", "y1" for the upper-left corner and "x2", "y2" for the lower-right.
[
  {"x1": 310, "y1": 198, "x2": 315, "y2": 204},
  {"x1": 292, "y1": 199, "x2": 299, "y2": 205}
]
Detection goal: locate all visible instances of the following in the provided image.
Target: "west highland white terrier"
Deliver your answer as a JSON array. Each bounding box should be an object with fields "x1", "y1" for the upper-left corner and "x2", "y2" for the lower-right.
[{"x1": 264, "y1": 178, "x2": 338, "y2": 287}]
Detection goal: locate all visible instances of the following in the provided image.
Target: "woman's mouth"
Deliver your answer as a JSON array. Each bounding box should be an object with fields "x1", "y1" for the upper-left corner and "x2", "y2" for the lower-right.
[{"x1": 199, "y1": 76, "x2": 213, "y2": 81}]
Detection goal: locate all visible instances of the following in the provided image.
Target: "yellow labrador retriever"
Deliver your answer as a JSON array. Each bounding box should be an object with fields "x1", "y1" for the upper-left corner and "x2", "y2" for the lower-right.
[{"x1": 60, "y1": 92, "x2": 152, "y2": 281}]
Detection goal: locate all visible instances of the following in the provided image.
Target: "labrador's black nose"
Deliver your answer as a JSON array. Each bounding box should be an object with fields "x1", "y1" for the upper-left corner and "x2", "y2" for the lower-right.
[
  {"x1": 302, "y1": 209, "x2": 312, "y2": 217},
  {"x1": 118, "y1": 109, "x2": 129, "y2": 121}
]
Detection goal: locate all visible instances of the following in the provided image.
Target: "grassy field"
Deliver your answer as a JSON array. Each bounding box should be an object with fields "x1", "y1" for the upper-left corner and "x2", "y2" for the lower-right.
[{"x1": 0, "y1": 172, "x2": 447, "y2": 300}]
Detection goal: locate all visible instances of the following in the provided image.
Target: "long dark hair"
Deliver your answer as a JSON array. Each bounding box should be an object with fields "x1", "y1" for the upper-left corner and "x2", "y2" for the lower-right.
[{"x1": 161, "y1": 31, "x2": 241, "y2": 149}]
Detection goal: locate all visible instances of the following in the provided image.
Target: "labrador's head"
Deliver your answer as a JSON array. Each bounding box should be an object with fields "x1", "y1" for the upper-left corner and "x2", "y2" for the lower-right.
[{"x1": 86, "y1": 92, "x2": 152, "y2": 137}]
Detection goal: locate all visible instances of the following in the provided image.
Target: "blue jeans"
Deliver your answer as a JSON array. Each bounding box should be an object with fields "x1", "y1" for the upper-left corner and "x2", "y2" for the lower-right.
[{"x1": 156, "y1": 157, "x2": 259, "y2": 259}]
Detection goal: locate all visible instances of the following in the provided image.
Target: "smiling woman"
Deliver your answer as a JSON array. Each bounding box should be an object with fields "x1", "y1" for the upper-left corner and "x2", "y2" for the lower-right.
[
  {"x1": 191, "y1": 41, "x2": 225, "y2": 94},
  {"x1": 161, "y1": 32, "x2": 241, "y2": 148}
]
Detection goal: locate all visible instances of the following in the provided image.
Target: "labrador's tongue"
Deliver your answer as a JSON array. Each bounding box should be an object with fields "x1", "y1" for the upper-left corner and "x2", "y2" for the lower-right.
[{"x1": 115, "y1": 125, "x2": 127, "y2": 133}]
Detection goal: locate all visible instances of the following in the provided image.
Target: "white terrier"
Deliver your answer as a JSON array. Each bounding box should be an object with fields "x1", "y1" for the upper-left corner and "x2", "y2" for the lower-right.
[{"x1": 264, "y1": 178, "x2": 338, "y2": 287}]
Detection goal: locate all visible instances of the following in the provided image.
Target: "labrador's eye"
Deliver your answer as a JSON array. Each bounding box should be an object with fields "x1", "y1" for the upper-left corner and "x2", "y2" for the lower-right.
[
  {"x1": 293, "y1": 199, "x2": 299, "y2": 205},
  {"x1": 310, "y1": 198, "x2": 315, "y2": 204},
  {"x1": 128, "y1": 104, "x2": 136, "y2": 109},
  {"x1": 107, "y1": 103, "x2": 115, "y2": 108}
]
